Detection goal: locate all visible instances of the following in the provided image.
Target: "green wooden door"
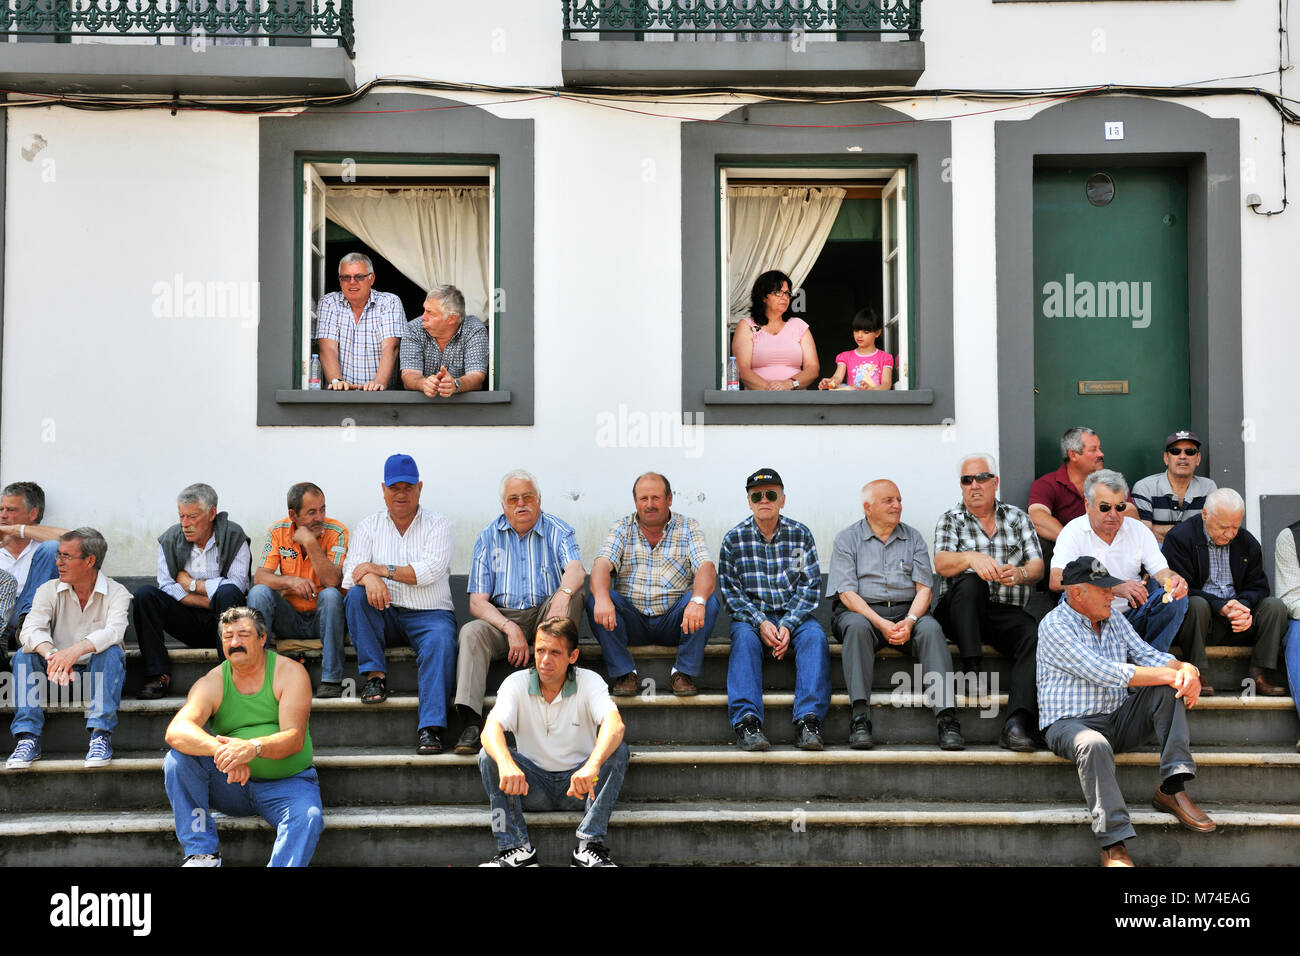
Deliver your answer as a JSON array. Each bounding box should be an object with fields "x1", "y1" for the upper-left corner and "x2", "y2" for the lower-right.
[{"x1": 1033, "y1": 167, "x2": 1190, "y2": 485}]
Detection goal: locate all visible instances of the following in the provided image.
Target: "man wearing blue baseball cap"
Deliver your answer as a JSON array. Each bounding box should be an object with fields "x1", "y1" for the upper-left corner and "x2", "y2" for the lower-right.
[{"x1": 342, "y1": 454, "x2": 457, "y2": 755}]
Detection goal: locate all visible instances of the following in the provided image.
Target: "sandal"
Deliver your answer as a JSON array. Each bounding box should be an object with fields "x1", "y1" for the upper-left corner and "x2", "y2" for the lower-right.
[{"x1": 361, "y1": 675, "x2": 388, "y2": 704}]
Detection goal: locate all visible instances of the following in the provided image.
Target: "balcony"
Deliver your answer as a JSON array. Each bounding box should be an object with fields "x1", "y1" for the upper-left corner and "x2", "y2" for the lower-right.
[
  {"x1": 0, "y1": 0, "x2": 354, "y2": 95},
  {"x1": 561, "y1": 0, "x2": 924, "y2": 88}
]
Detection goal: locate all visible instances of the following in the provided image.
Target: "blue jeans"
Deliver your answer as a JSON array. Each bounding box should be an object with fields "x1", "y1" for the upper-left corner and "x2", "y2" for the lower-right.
[
  {"x1": 344, "y1": 588, "x2": 456, "y2": 730},
  {"x1": 1124, "y1": 583, "x2": 1187, "y2": 653},
  {"x1": 247, "y1": 585, "x2": 346, "y2": 683},
  {"x1": 1284, "y1": 621, "x2": 1300, "y2": 722},
  {"x1": 727, "y1": 616, "x2": 830, "y2": 727},
  {"x1": 10, "y1": 644, "x2": 125, "y2": 737},
  {"x1": 477, "y1": 742, "x2": 629, "y2": 850},
  {"x1": 162, "y1": 749, "x2": 323, "y2": 866},
  {"x1": 585, "y1": 589, "x2": 718, "y2": 679}
]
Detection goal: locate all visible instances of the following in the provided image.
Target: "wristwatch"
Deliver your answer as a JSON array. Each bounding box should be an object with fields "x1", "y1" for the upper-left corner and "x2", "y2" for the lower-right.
[
  {"x1": 386, "y1": 564, "x2": 397, "y2": 579},
  {"x1": 905, "y1": 614, "x2": 919, "y2": 624},
  {"x1": 452, "y1": 377, "x2": 461, "y2": 393},
  {"x1": 690, "y1": 596, "x2": 706, "y2": 607},
  {"x1": 252, "y1": 739, "x2": 263, "y2": 758},
  {"x1": 560, "y1": 586, "x2": 574, "y2": 596},
  {"x1": 789, "y1": 378, "x2": 800, "y2": 389},
  {"x1": 188, "y1": 578, "x2": 198, "y2": 593}
]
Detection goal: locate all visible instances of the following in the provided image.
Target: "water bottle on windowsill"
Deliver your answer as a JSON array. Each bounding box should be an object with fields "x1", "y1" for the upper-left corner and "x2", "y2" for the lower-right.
[
  {"x1": 726, "y1": 355, "x2": 740, "y2": 391},
  {"x1": 308, "y1": 354, "x2": 322, "y2": 390}
]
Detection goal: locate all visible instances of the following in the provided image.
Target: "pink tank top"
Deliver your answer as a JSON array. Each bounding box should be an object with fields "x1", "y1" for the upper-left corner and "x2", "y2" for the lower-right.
[{"x1": 743, "y1": 316, "x2": 809, "y2": 381}]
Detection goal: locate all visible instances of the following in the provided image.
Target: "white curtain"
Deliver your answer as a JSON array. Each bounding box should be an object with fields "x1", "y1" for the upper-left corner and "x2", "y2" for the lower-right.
[
  {"x1": 325, "y1": 185, "x2": 491, "y2": 319},
  {"x1": 728, "y1": 185, "x2": 846, "y2": 325}
]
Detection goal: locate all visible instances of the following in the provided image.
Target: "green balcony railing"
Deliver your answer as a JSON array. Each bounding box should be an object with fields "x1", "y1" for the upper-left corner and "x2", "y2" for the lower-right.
[
  {"x1": 0, "y1": 0, "x2": 354, "y2": 55},
  {"x1": 562, "y1": 0, "x2": 922, "y2": 40}
]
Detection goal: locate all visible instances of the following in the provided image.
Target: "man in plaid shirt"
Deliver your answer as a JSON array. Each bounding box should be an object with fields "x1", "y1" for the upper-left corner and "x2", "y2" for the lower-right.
[
  {"x1": 316, "y1": 252, "x2": 406, "y2": 391},
  {"x1": 718, "y1": 468, "x2": 830, "y2": 752},
  {"x1": 933, "y1": 453, "x2": 1042, "y2": 752},
  {"x1": 587, "y1": 473, "x2": 719, "y2": 697},
  {"x1": 1038, "y1": 557, "x2": 1213, "y2": 867}
]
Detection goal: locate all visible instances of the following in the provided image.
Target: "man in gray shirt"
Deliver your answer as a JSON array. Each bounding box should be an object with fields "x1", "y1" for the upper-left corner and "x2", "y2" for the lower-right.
[{"x1": 827, "y1": 479, "x2": 962, "y2": 751}]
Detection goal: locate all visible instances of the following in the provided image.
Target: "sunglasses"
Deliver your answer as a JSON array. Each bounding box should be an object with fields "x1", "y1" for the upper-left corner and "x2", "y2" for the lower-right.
[
  {"x1": 749, "y1": 490, "x2": 780, "y2": 503},
  {"x1": 338, "y1": 272, "x2": 372, "y2": 283},
  {"x1": 1096, "y1": 502, "x2": 1128, "y2": 513},
  {"x1": 1167, "y1": 446, "x2": 1199, "y2": 456},
  {"x1": 960, "y1": 472, "x2": 995, "y2": 486}
]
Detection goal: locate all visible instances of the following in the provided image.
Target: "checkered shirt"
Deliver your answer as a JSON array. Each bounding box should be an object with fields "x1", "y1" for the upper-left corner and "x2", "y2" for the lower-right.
[
  {"x1": 932, "y1": 500, "x2": 1042, "y2": 607},
  {"x1": 315, "y1": 290, "x2": 407, "y2": 386},
  {"x1": 718, "y1": 514, "x2": 821, "y2": 631},
  {"x1": 1204, "y1": 525, "x2": 1235, "y2": 600},
  {"x1": 1036, "y1": 598, "x2": 1174, "y2": 729},
  {"x1": 597, "y1": 512, "x2": 712, "y2": 616},
  {"x1": 399, "y1": 315, "x2": 489, "y2": 379}
]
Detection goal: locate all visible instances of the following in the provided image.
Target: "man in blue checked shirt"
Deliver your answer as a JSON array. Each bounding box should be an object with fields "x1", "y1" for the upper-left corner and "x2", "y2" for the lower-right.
[
  {"x1": 453, "y1": 470, "x2": 587, "y2": 755},
  {"x1": 587, "y1": 473, "x2": 720, "y2": 697},
  {"x1": 718, "y1": 468, "x2": 830, "y2": 752},
  {"x1": 1039, "y1": 557, "x2": 1214, "y2": 867}
]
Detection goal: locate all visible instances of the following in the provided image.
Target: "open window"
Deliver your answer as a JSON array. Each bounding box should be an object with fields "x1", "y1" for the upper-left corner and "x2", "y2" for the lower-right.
[
  {"x1": 719, "y1": 164, "x2": 913, "y2": 391},
  {"x1": 296, "y1": 159, "x2": 496, "y2": 390}
]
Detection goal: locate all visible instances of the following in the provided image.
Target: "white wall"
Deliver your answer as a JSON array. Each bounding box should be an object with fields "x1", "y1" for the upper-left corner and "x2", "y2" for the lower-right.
[{"x1": 4, "y1": 0, "x2": 1297, "y2": 576}]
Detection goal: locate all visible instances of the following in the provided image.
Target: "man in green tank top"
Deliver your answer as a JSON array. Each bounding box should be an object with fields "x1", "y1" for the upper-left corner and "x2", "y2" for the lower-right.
[{"x1": 162, "y1": 606, "x2": 322, "y2": 866}]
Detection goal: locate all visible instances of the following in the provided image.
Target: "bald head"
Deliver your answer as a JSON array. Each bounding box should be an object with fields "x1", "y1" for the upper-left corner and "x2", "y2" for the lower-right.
[{"x1": 861, "y1": 478, "x2": 903, "y2": 535}]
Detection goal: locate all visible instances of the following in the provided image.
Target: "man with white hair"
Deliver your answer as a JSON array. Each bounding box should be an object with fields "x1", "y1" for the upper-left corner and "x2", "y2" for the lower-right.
[
  {"x1": 453, "y1": 470, "x2": 586, "y2": 755},
  {"x1": 1050, "y1": 470, "x2": 1188, "y2": 656},
  {"x1": 317, "y1": 252, "x2": 406, "y2": 391},
  {"x1": 933, "y1": 453, "x2": 1042, "y2": 751},
  {"x1": 399, "y1": 284, "x2": 488, "y2": 397},
  {"x1": 1162, "y1": 488, "x2": 1287, "y2": 696}
]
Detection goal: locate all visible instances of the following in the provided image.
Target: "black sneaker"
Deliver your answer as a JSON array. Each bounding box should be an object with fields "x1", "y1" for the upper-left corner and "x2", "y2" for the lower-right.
[
  {"x1": 848, "y1": 713, "x2": 874, "y2": 750},
  {"x1": 454, "y1": 724, "x2": 481, "y2": 755},
  {"x1": 734, "y1": 714, "x2": 771, "y2": 752},
  {"x1": 794, "y1": 715, "x2": 824, "y2": 751},
  {"x1": 937, "y1": 709, "x2": 965, "y2": 751},
  {"x1": 571, "y1": 842, "x2": 617, "y2": 867}
]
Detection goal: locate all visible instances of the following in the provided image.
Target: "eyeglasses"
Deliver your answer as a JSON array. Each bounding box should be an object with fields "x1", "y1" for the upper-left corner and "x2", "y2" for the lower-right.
[
  {"x1": 1096, "y1": 502, "x2": 1128, "y2": 513},
  {"x1": 55, "y1": 550, "x2": 87, "y2": 563},
  {"x1": 338, "y1": 272, "x2": 372, "y2": 283},
  {"x1": 505, "y1": 494, "x2": 538, "y2": 506},
  {"x1": 960, "y1": 472, "x2": 995, "y2": 486},
  {"x1": 1167, "y1": 446, "x2": 1199, "y2": 456},
  {"x1": 767, "y1": 289, "x2": 791, "y2": 299},
  {"x1": 749, "y1": 490, "x2": 780, "y2": 503}
]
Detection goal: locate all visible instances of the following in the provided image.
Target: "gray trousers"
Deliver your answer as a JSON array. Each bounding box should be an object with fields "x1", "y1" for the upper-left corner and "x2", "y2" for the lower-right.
[
  {"x1": 831, "y1": 602, "x2": 954, "y2": 714},
  {"x1": 1045, "y1": 685, "x2": 1196, "y2": 847},
  {"x1": 454, "y1": 585, "x2": 586, "y2": 717},
  {"x1": 1178, "y1": 595, "x2": 1286, "y2": 672}
]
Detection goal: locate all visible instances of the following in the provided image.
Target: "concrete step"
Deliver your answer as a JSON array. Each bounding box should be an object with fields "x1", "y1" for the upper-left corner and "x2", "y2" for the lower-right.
[
  {"x1": 0, "y1": 801, "x2": 1294, "y2": 866},
  {"x1": 6, "y1": 690, "x2": 1296, "y2": 755},
  {"x1": 4, "y1": 745, "x2": 1298, "y2": 813}
]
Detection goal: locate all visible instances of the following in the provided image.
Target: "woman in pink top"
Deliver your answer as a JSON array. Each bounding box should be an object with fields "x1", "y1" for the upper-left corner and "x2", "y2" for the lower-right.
[{"x1": 731, "y1": 270, "x2": 821, "y2": 391}]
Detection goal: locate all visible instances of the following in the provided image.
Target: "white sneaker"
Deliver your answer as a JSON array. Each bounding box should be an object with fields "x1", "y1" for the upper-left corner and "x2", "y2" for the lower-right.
[
  {"x1": 479, "y1": 844, "x2": 538, "y2": 867},
  {"x1": 181, "y1": 854, "x2": 222, "y2": 867},
  {"x1": 571, "y1": 841, "x2": 617, "y2": 867}
]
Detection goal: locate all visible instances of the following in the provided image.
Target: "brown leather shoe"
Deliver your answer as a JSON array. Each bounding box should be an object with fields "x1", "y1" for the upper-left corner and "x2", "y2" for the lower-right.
[
  {"x1": 1199, "y1": 684, "x2": 1215, "y2": 697},
  {"x1": 669, "y1": 671, "x2": 699, "y2": 696},
  {"x1": 1100, "y1": 844, "x2": 1134, "y2": 867},
  {"x1": 1152, "y1": 788, "x2": 1216, "y2": 832},
  {"x1": 1252, "y1": 673, "x2": 1287, "y2": 697},
  {"x1": 610, "y1": 673, "x2": 639, "y2": 697}
]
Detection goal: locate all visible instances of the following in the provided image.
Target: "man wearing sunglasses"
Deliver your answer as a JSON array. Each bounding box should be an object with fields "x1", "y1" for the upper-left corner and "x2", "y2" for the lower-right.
[
  {"x1": 718, "y1": 469, "x2": 830, "y2": 751},
  {"x1": 1133, "y1": 431, "x2": 1217, "y2": 545},
  {"x1": 933, "y1": 454, "x2": 1042, "y2": 751},
  {"x1": 316, "y1": 252, "x2": 406, "y2": 391},
  {"x1": 1051, "y1": 470, "x2": 1188, "y2": 655}
]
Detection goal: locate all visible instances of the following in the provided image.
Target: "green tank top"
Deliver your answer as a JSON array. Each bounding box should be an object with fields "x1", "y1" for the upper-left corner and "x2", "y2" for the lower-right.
[{"x1": 210, "y1": 651, "x2": 313, "y2": 780}]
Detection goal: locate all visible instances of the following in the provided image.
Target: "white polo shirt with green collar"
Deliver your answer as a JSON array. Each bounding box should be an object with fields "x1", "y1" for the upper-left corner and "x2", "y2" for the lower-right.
[{"x1": 486, "y1": 666, "x2": 618, "y2": 772}]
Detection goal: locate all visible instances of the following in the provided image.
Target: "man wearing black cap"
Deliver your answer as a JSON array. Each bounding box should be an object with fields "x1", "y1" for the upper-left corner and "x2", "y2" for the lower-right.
[
  {"x1": 342, "y1": 453, "x2": 457, "y2": 755},
  {"x1": 1038, "y1": 556, "x2": 1213, "y2": 867},
  {"x1": 1132, "y1": 430, "x2": 1217, "y2": 545},
  {"x1": 718, "y1": 469, "x2": 830, "y2": 751}
]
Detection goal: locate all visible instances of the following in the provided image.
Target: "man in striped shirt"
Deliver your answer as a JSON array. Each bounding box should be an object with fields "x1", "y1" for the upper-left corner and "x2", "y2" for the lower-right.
[
  {"x1": 342, "y1": 454, "x2": 456, "y2": 755},
  {"x1": 718, "y1": 468, "x2": 829, "y2": 752},
  {"x1": 587, "y1": 473, "x2": 719, "y2": 697},
  {"x1": 1038, "y1": 557, "x2": 1213, "y2": 867},
  {"x1": 1132, "y1": 430, "x2": 1217, "y2": 544},
  {"x1": 453, "y1": 469, "x2": 587, "y2": 755}
]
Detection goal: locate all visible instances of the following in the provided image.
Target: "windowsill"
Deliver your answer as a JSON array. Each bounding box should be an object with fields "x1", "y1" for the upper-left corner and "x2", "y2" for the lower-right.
[
  {"x1": 703, "y1": 389, "x2": 933, "y2": 405},
  {"x1": 275, "y1": 389, "x2": 512, "y2": 405}
]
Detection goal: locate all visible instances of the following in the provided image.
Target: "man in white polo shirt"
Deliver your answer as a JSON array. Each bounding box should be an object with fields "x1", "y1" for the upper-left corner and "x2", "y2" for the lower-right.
[
  {"x1": 477, "y1": 616, "x2": 628, "y2": 867},
  {"x1": 1051, "y1": 469, "x2": 1189, "y2": 653}
]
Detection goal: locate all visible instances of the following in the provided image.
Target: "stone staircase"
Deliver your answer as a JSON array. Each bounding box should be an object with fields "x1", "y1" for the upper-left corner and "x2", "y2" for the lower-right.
[{"x1": 1, "y1": 577, "x2": 1297, "y2": 866}]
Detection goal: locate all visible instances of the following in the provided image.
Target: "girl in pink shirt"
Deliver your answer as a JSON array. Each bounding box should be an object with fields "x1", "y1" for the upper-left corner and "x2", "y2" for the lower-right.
[{"x1": 818, "y1": 307, "x2": 894, "y2": 391}]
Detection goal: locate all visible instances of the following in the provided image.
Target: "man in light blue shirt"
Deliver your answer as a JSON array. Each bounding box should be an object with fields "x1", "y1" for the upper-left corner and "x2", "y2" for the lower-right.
[{"x1": 453, "y1": 470, "x2": 586, "y2": 755}]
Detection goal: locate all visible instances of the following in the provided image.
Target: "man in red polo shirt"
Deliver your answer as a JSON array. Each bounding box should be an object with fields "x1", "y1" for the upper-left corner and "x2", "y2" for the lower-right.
[{"x1": 1028, "y1": 426, "x2": 1106, "y2": 544}]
